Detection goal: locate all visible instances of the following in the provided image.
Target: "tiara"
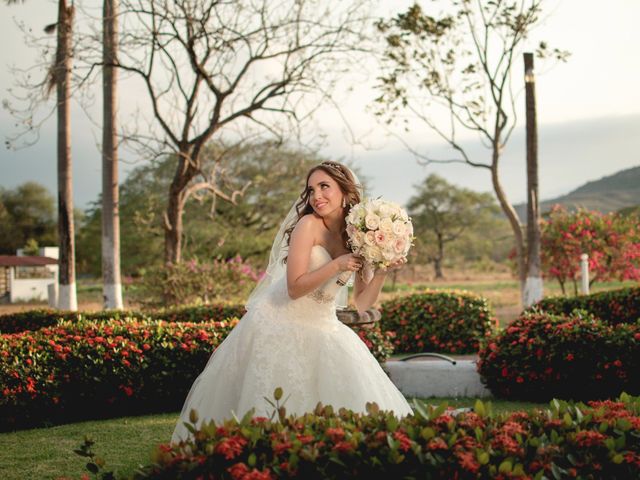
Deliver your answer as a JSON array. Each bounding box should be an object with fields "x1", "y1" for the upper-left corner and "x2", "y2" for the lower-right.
[{"x1": 321, "y1": 162, "x2": 347, "y2": 178}]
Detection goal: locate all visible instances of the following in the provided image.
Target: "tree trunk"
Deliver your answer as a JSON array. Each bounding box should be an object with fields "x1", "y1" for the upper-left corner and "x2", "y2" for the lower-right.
[
  {"x1": 490, "y1": 153, "x2": 526, "y2": 295},
  {"x1": 102, "y1": 0, "x2": 123, "y2": 309},
  {"x1": 164, "y1": 152, "x2": 198, "y2": 264},
  {"x1": 434, "y1": 232, "x2": 444, "y2": 279},
  {"x1": 522, "y1": 52, "x2": 543, "y2": 307},
  {"x1": 56, "y1": 0, "x2": 77, "y2": 311}
]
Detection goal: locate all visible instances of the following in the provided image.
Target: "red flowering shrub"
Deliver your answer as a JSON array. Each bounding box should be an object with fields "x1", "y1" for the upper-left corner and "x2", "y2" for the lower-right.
[
  {"x1": 0, "y1": 317, "x2": 393, "y2": 431},
  {"x1": 0, "y1": 317, "x2": 238, "y2": 431},
  {"x1": 533, "y1": 286, "x2": 640, "y2": 326},
  {"x1": 478, "y1": 311, "x2": 640, "y2": 401},
  {"x1": 0, "y1": 303, "x2": 247, "y2": 335},
  {"x1": 76, "y1": 392, "x2": 640, "y2": 479},
  {"x1": 380, "y1": 290, "x2": 495, "y2": 354},
  {"x1": 541, "y1": 206, "x2": 640, "y2": 294}
]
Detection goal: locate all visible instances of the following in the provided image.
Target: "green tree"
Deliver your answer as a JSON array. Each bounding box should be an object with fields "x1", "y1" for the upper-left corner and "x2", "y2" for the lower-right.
[
  {"x1": 407, "y1": 174, "x2": 499, "y2": 278},
  {"x1": 0, "y1": 182, "x2": 57, "y2": 254},
  {"x1": 76, "y1": 142, "x2": 330, "y2": 276}
]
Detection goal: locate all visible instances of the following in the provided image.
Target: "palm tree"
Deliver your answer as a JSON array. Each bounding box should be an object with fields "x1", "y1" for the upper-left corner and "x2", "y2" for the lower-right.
[
  {"x1": 6, "y1": 0, "x2": 77, "y2": 310},
  {"x1": 101, "y1": 0, "x2": 123, "y2": 309},
  {"x1": 51, "y1": 0, "x2": 77, "y2": 310}
]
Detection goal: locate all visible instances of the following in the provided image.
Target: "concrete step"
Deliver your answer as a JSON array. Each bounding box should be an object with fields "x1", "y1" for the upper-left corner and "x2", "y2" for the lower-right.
[{"x1": 384, "y1": 359, "x2": 491, "y2": 398}]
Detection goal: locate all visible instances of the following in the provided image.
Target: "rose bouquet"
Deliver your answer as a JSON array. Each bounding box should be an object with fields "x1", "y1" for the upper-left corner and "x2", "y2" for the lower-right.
[{"x1": 340, "y1": 198, "x2": 414, "y2": 284}]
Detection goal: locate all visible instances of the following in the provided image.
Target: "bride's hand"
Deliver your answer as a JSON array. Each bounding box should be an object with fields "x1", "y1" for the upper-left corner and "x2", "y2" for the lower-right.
[
  {"x1": 335, "y1": 253, "x2": 363, "y2": 272},
  {"x1": 375, "y1": 257, "x2": 407, "y2": 276}
]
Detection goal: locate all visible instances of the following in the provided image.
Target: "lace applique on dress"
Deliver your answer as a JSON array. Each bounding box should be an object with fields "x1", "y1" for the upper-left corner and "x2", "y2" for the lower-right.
[{"x1": 307, "y1": 288, "x2": 335, "y2": 304}]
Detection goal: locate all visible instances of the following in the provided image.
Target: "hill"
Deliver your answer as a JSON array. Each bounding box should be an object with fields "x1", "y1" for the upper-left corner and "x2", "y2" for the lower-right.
[{"x1": 514, "y1": 165, "x2": 640, "y2": 219}]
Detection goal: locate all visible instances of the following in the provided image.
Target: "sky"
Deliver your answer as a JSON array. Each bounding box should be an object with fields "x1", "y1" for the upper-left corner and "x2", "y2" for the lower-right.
[{"x1": 1, "y1": 0, "x2": 639, "y2": 210}]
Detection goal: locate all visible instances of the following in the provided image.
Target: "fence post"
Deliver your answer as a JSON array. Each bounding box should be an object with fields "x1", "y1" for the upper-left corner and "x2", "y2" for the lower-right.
[{"x1": 580, "y1": 253, "x2": 589, "y2": 295}]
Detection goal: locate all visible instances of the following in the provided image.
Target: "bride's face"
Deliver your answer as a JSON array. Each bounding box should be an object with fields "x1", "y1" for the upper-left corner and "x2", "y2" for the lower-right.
[{"x1": 307, "y1": 170, "x2": 344, "y2": 217}]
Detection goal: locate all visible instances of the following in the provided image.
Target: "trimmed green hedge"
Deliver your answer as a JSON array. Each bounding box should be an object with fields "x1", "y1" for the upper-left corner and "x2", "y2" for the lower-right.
[
  {"x1": 532, "y1": 286, "x2": 639, "y2": 325},
  {"x1": 478, "y1": 311, "x2": 640, "y2": 401},
  {"x1": 0, "y1": 304, "x2": 247, "y2": 334},
  {"x1": 379, "y1": 290, "x2": 495, "y2": 354},
  {"x1": 79, "y1": 391, "x2": 640, "y2": 479}
]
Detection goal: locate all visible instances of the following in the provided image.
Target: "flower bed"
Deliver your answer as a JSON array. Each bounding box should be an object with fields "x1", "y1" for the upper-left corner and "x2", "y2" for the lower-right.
[
  {"x1": 0, "y1": 303, "x2": 247, "y2": 335},
  {"x1": 79, "y1": 391, "x2": 640, "y2": 479},
  {"x1": 379, "y1": 290, "x2": 495, "y2": 354},
  {"x1": 0, "y1": 317, "x2": 237, "y2": 431},
  {"x1": 1, "y1": 318, "x2": 393, "y2": 431},
  {"x1": 478, "y1": 311, "x2": 640, "y2": 401},
  {"x1": 533, "y1": 286, "x2": 640, "y2": 326}
]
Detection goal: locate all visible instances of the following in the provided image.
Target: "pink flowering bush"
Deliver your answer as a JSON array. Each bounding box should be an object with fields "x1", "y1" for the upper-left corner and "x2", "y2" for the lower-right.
[
  {"x1": 140, "y1": 255, "x2": 263, "y2": 305},
  {"x1": 541, "y1": 206, "x2": 640, "y2": 294},
  {"x1": 478, "y1": 311, "x2": 640, "y2": 401},
  {"x1": 74, "y1": 391, "x2": 640, "y2": 479},
  {"x1": 380, "y1": 290, "x2": 495, "y2": 354}
]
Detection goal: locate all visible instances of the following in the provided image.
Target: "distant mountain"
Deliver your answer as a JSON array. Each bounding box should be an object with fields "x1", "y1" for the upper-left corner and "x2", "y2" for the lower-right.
[{"x1": 514, "y1": 165, "x2": 640, "y2": 219}]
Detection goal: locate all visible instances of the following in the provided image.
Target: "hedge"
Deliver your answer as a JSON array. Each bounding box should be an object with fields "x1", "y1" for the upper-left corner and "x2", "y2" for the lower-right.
[
  {"x1": 379, "y1": 290, "x2": 495, "y2": 354},
  {"x1": 0, "y1": 304, "x2": 247, "y2": 335},
  {"x1": 0, "y1": 318, "x2": 393, "y2": 431},
  {"x1": 75, "y1": 391, "x2": 640, "y2": 479},
  {"x1": 532, "y1": 286, "x2": 640, "y2": 325},
  {"x1": 478, "y1": 311, "x2": 640, "y2": 401}
]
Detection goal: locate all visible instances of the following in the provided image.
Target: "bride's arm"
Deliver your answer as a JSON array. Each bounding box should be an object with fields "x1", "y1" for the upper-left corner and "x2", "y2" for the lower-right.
[
  {"x1": 352, "y1": 270, "x2": 387, "y2": 314},
  {"x1": 286, "y1": 216, "x2": 342, "y2": 300},
  {"x1": 352, "y1": 259, "x2": 406, "y2": 313}
]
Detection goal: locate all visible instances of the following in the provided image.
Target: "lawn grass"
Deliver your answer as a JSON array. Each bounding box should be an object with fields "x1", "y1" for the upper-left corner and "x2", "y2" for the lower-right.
[{"x1": 0, "y1": 397, "x2": 548, "y2": 480}]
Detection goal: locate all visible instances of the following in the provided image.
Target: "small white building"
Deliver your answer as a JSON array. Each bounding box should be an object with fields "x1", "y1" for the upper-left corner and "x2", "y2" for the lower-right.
[{"x1": 0, "y1": 247, "x2": 59, "y2": 304}]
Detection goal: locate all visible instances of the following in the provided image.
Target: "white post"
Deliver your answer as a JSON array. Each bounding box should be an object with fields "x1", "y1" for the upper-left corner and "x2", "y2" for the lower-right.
[{"x1": 580, "y1": 253, "x2": 589, "y2": 295}]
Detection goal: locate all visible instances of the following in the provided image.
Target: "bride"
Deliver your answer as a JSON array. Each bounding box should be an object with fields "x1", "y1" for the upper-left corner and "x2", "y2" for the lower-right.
[{"x1": 171, "y1": 161, "x2": 413, "y2": 444}]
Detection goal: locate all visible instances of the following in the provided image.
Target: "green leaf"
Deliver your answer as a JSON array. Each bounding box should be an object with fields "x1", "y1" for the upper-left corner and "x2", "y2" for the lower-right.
[
  {"x1": 274, "y1": 387, "x2": 283, "y2": 401},
  {"x1": 474, "y1": 399, "x2": 485, "y2": 417},
  {"x1": 498, "y1": 459, "x2": 512, "y2": 474}
]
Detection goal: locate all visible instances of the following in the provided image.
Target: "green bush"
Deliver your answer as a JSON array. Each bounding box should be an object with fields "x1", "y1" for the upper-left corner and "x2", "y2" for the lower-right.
[
  {"x1": 0, "y1": 303, "x2": 247, "y2": 335},
  {"x1": 379, "y1": 290, "x2": 495, "y2": 354},
  {"x1": 533, "y1": 286, "x2": 640, "y2": 325},
  {"x1": 79, "y1": 391, "x2": 640, "y2": 479},
  {"x1": 478, "y1": 311, "x2": 640, "y2": 401}
]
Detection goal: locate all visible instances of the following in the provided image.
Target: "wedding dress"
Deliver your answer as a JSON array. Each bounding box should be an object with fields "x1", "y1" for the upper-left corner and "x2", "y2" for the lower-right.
[{"x1": 171, "y1": 244, "x2": 413, "y2": 444}]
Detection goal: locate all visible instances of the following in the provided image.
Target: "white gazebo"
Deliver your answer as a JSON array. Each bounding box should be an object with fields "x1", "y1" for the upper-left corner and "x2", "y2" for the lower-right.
[{"x1": 0, "y1": 247, "x2": 59, "y2": 304}]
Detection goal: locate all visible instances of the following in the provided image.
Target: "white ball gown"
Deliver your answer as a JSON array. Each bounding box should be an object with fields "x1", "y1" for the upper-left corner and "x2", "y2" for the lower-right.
[{"x1": 171, "y1": 245, "x2": 413, "y2": 443}]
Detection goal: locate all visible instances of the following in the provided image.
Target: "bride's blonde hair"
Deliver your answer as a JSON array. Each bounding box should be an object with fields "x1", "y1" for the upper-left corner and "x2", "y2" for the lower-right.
[{"x1": 284, "y1": 161, "x2": 362, "y2": 253}]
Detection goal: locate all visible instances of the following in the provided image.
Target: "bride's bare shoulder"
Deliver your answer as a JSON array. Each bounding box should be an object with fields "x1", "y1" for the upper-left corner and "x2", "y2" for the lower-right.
[{"x1": 291, "y1": 213, "x2": 322, "y2": 238}]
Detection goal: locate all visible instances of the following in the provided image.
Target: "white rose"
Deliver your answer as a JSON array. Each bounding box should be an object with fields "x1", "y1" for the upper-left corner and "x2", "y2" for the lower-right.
[
  {"x1": 352, "y1": 230, "x2": 366, "y2": 248},
  {"x1": 394, "y1": 237, "x2": 407, "y2": 254},
  {"x1": 378, "y1": 217, "x2": 394, "y2": 234},
  {"x1": 382, "y1": 248, "x2": 397, "y2": 261},
  {"x1": 392, "y1": 220, "x2": 406, "y2": 236},
  {"x1": 378, "y1": 203, "x2": 391, "y2": 216},
  {"x1": 365, "y1": 213, "x2": 380, "y2": 230},
  {"x1": 364, "y1": 230, "x2": 376, "y2": 246}
]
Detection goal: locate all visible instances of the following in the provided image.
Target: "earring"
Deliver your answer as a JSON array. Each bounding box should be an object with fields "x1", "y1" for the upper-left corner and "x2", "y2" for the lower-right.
[{"x1": 342, "y1": 197, "x2": 347, "y2": 208}]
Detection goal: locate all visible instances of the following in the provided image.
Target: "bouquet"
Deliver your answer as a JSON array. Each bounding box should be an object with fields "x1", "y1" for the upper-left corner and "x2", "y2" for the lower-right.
[{"x1": 340, "y1": 198, "x2": 414, "y2": 284}]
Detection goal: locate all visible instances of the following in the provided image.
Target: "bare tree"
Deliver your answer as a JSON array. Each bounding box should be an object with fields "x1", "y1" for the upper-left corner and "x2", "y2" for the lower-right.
[
  {"x1": 102, "y1": 0, "x2": 371, "y2": 264},
  {"x1": 102, "y1": 0, "x2": 123, "y2": 309},
  {"x1": 375, "y1": 1, "x2": 567, "y2": 300}
]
